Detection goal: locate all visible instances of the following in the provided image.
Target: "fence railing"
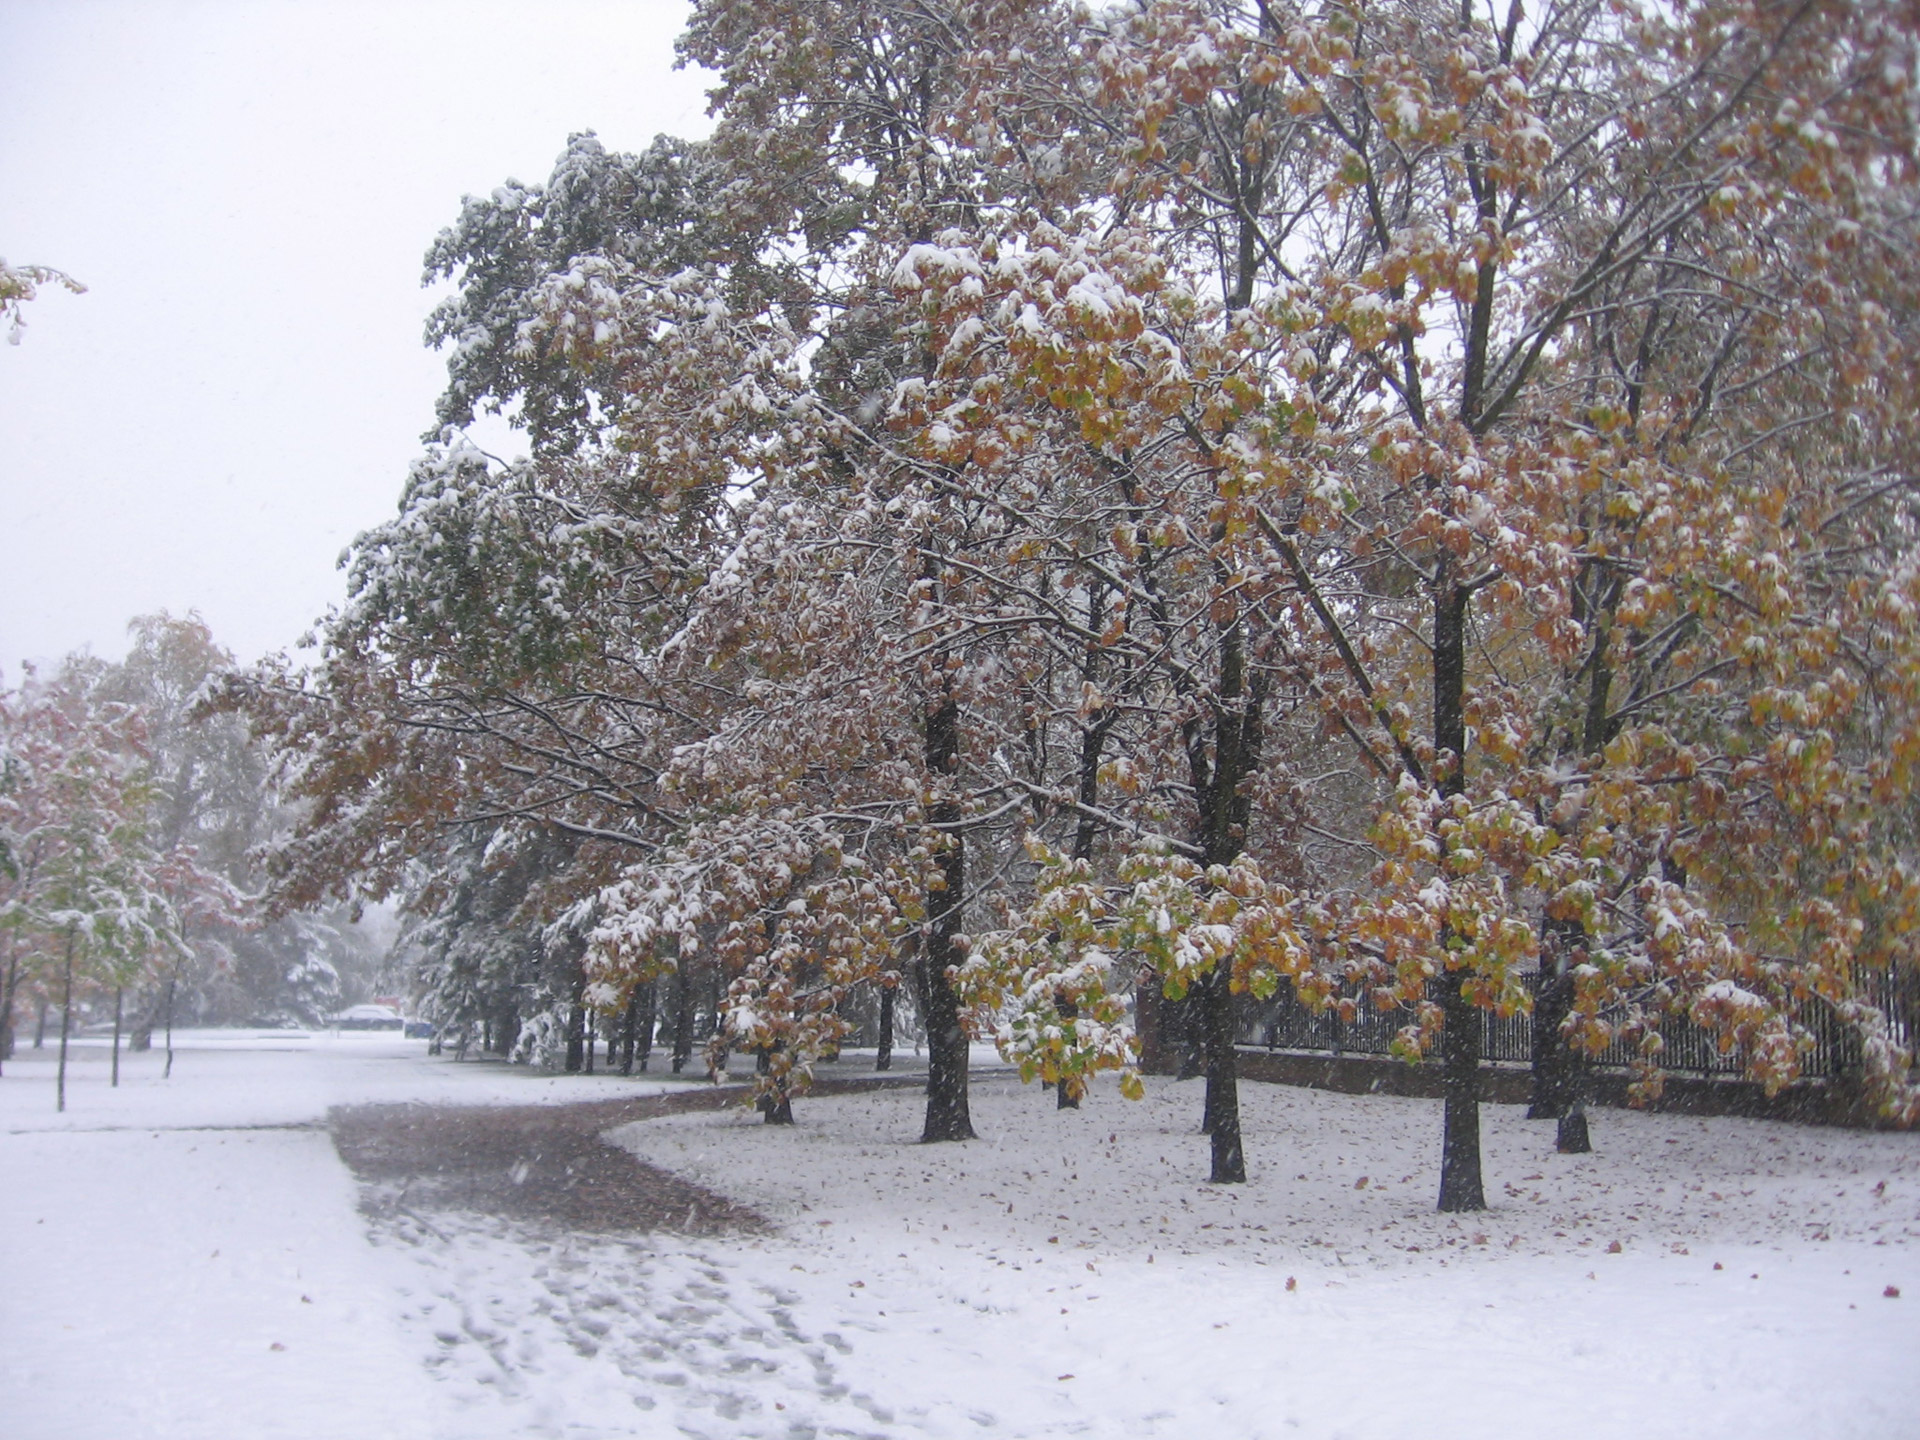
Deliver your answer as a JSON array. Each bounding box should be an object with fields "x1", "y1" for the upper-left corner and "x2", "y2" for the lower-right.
[{"x1": 1236, "y1": 967, "x2": 1919, "y2": 1080}]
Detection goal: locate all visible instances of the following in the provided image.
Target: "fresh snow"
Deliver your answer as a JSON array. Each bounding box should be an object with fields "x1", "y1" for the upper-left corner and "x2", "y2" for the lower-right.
[
  {"x1": 4, "y1": 1032, "x2": 1917, "y2": 1438},
  {"x1": 0, "y1": 1031, "x2": 677, "y2": 1440}
]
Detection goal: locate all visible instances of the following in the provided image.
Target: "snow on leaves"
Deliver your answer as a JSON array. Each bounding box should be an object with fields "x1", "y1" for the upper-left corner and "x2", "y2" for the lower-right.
[{"x1": 261, "y1": 0, "x2": 1920, "y2": 1184}]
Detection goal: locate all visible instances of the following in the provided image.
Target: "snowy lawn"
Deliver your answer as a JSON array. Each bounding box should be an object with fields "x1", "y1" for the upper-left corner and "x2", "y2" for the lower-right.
[
  {"x1": 4, "y1": 1034, "x2": 1917, "y2": 1439},
  {"x1": 606, "y1": 1074, "x2": 1920, "y2": 1440}
]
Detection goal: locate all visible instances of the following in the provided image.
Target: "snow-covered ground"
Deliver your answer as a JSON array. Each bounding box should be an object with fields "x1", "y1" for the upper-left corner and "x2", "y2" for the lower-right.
[
  {"x1": 4, "y1": 1032, "x2": 1917, "y2": 1439},
  {"x1": 0, "y1": 1031, "x2": 681, "y2": 1440},
  {"x1": 609, "y1": 1078, "x2": 1920, "y2": 1440}
]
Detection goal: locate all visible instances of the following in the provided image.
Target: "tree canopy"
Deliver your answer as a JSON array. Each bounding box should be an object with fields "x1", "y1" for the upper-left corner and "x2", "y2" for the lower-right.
[{"x1": 257, "y1": 0, "x2": 1920, "y2": 1208}]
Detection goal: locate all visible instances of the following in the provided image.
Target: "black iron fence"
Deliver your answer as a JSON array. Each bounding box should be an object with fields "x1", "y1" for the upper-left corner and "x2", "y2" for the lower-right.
[{"x1": 1237, "y1": 966, "x2": 1919, "y2": 1080}]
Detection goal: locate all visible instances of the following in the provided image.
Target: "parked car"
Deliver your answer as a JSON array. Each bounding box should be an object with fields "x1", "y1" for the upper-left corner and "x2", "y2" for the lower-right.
[{"x1": 332, "y1": 1003, "x2": 405, "y2": 1032}]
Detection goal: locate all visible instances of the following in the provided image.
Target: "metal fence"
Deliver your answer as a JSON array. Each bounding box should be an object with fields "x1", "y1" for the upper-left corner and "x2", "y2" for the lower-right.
[{"x1": 1237, "y1": 966, "x2": 1919, "y2": 1080}]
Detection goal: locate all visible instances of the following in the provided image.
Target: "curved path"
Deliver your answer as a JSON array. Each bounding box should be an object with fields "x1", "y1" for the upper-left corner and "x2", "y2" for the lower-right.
[{"x1": 328, "y1": 1075, "x2": 925, "y2": 1233}]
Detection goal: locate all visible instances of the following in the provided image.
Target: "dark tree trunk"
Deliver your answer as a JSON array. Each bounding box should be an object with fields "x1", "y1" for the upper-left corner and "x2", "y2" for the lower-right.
[
  {"x1": 0, "y1": 952, "x2": 17, "y2": 1072},
  {"x1": 1529, "y1": 928, "x2": 1579, "y2": 1120},
  {"x1": 755, "y1": 1045, "x2": 795, "y2": 1124},
  {"x1": 876, "y1": 980, "x2": 895, "y2": 1071},
  {"x1": 1184, "y1": 603, "x2": 1260, "y2": 1183},
  {"x1": 1530, "y1": 567, "x2": 1615, "y2": 1123},
  {"x1": 111, "y1": 986, "x2": 123, "y2": 1088},
  {"x1": 1174, "y1": 994, "x2": 1207, "y2": 1081},
  {"x1": 707, "y1": 965, "x2": 731, "y2": 1076},
  {"x1": 1436, "y1": 968, "x2": 1486, "y2": 1211},
  {"x1": 620, "y1": 989, "x2": 639, "y2": 1076},
  {"x1": 1557, "y1": 1090, "x2": 1592, "y2": 1153},
  {"x1": 35, "y1": 997, "x2": 49, "y2": 1048},
  {"x1": 671, "y1": 965, "x2": 696, "y2": 1074},
  {"x1": 1199, "y1": 967, "x2": 1246, "y2": 1180},
  {"x1": 565, "y1": 965, "x2": 587, "y2": 1074},
  {"x1": 1054, "y1": 992, "x2": 1081, "y2": 1109},
  {"x1": 1432, "y1": 576, "x2": 1487, "y2": 1212},
  {"x1": 635, "y1": 981, "x2": 655, "y2": 1072},
  {"x1": 1539, "y1": 587, "x2": 1617, "y2": 1151},
  {"x1": 764, "y1": 1084, "x2": 794, "y2": 1124},
  {"x1": 1133, "y1": 969, "x2": 1163, "y2": 1071},
  {"x1": 921, "y1": 686, "x2": 975, "y2": 1143},
  {"x1": 164, "y1": 978, "x2": 176, "y2": 1080},
  {"x1": 56, "y1": 928, "x2": 76, "y2": 1113},
  {"x1": 705, "y1": 965, "x2": 724, "y2": 1043}
]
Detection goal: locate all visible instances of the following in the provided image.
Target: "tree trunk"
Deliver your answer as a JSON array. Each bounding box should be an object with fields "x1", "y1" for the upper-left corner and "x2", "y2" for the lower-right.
[
  {"x1": 1436, "y1": 968, "x2": 1486, "y2": 1210},
  {"x1": 1557, "y1": 1087, "x2": 1592, "y2": 1153},
  {"x1": 1432, "y1": 576, "x2": 1487, "y2": 1212},
  {"x1": 1172, "y1": 992, "x2": 1207, "y2": 1081},
  {"x1": 0, "y1": 952, "x2": 20, "y2": 1075},
  {"x1": 35, "y1": 997, "x2": 49, "y2": 1048},
  {"x1": 1528, "y1": 935, "x2": 1578, "y2": 1119},
  {"x1": 0, "y1": 949, "x2": 19, "y2": 1071},
  {"x1": 565, "y1": 967, "x2": 587, "y2": 1074},
  {"x1": 1185, "y1": 604, "x2": 1260, "y2": 1182},
  {"x1": 164, "y1": 978, "x2": 176, "y2": 1080},
  {"x1": 764, "y1": 1084, "x2": 794, "y2": 1124},
  {"x1": 56, "y1": 928, "x2": 76, "y2": 1113},
  {"x1": 671, "y1": 965, "x2": 696, "y2": 1074},
  {"x1": 921, "y1": 685, "x2": 975, "y2": 1143},
  {"x1": 635, "y1": 980, "x2": 655, "y2": 1072},
  {"x1": 1199, "y1": 967, "x2": 1246, "y2": 1180},
  {"x1": 1054, "y1": 992, "x2": 1081, "y2": 1110},
  {"x1": 620, "y1": 988, "x2": 639, "y2": 1076},
  {"x1": 876, "y1": 980, "x2": 895, "y2": 1072},
  {"x1": 111, "y1": 986, "x2": 123, "y2": 1088},
  {"x1": 755, "y1": 1044, "x2": 795, "y2": 1124}
]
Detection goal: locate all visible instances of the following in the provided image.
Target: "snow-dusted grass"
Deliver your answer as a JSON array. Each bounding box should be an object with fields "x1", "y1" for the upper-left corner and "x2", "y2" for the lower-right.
[
  {"x1": 607, "y1": 1074, "x2": 1920, "y2": 1439},
  {"x1": 4, "y1": 1034, "x2": 1917, "y2": 1439},
  {"x1": 619, "y1": 1071, "x2": 1920, "y2": 1261}
]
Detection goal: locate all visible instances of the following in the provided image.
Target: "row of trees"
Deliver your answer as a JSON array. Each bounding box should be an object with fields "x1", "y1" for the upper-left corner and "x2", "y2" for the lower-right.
[
  {"x1": 1, "y1": 616, "x2": 392, "y2": 1106},
  {"x1": 248, "y1": 0, "x2": 1920, "y2": 1210}
]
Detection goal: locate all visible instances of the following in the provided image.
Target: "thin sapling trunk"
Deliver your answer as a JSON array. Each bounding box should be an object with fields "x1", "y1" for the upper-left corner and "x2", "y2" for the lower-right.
[{"x1": 56, "y1": 927, "x2": 75, "y2": 1113}]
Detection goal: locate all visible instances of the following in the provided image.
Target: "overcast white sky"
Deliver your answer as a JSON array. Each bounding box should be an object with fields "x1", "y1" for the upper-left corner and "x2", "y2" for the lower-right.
[{"x1": 0, "y1": 0, "x2": 713, "y2": 672}]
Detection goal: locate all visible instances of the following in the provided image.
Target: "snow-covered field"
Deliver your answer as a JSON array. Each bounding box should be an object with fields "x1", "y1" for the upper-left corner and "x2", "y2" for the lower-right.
[{"x1": 3, "y1": 1031, "x2": 1917, "y2": 1439}]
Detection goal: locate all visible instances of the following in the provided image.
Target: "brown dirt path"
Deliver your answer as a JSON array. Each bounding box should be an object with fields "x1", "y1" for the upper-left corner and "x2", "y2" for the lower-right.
[{"x1": 328, "y1": 1073, "x2": 924, "y2": 1234}]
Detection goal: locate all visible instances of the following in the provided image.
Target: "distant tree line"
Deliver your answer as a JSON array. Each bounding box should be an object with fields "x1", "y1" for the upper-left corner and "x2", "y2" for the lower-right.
[{"x1": 1, "y1": 614, "x2": 391, "y2": 1105}]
